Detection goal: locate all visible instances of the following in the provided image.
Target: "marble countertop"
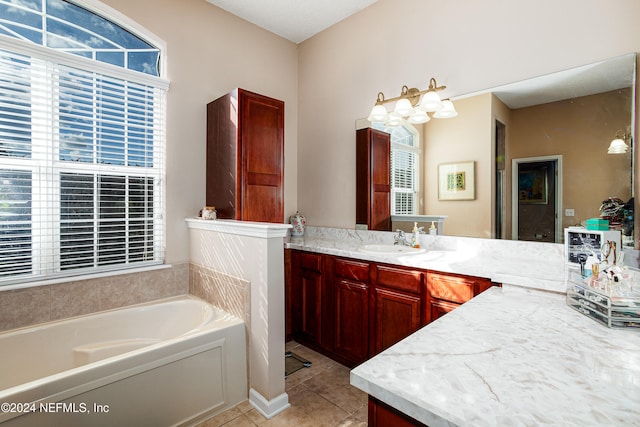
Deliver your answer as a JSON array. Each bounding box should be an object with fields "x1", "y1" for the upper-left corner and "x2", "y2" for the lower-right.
[
  {"x1": 350, "y1": 286, "x2": 640, "y2": 426},
  {"x1": 285, "y1": 227, "x2": 567, "y2": 292}
]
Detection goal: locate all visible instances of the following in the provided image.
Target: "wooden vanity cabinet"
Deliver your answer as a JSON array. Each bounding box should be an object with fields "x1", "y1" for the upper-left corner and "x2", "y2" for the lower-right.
[
  {"x1": 206, "y1": 88, "x2": 284, "y2": 223},
  {"x1": 368, "y1": 397, "x2": 427, "y2": 427},
  {"x1": 332, "y1": 258, "x2": 371, "y2": 366},
  {"x1": 356, "y1": 128, "x2": 391, "y2": 231},
  {"x1": 370, "y1": 265, "x2": 425, "y2": 356},
  {"x1": 287, "y1": 250, "x2": 495, "y2": 367},
  {"x1": 426, "y1": 271, "x2": 493, "y2": 323}
]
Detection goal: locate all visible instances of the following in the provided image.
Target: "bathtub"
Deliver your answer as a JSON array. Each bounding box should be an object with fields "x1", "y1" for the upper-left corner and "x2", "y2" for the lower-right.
[{"x1": 0, "y1": 295, "x2": 247, "y2": 427}]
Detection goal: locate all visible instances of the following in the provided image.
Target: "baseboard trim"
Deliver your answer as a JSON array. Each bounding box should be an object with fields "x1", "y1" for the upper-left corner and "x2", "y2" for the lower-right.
[{"x1": 249, "y1": 388, "x2": 290, "y2": 419}]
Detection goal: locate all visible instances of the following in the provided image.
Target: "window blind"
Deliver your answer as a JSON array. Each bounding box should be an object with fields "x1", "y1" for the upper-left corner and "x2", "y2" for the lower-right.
[
  {"x1": 391, "y1": 148, "x2": 416, "y2": 215},
  {"x1": 0, "y1": 47, "x2": 165, "y2": 285}
]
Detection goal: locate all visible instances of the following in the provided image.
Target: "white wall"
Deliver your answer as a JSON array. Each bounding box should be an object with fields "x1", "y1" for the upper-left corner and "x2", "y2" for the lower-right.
[
  {"x1": 101, "y1": 0, "x2": 299, "y2": 264},
  {"x1": 297, "y1": 0, "x2": 640, "y2": 231}
]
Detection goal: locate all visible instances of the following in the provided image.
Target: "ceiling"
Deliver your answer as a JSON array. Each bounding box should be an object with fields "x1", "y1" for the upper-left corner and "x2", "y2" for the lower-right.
[
  {"x1": 205, "y1": 0, "x2": 379, "y2": 43},
  {"x1": 203, "y1": 1, "x2": 634, "y2": 106},
  {"x1": 460, "y1": 53, "x2": 636, "y2": 109}
]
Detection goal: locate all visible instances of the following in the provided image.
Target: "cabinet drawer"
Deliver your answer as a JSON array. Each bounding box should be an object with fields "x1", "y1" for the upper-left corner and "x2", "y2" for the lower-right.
[
  {"x1": 429, "y1": 298, "x2": 460, "y2": 322},
  {"x1": 376, "y1": 265, "x2": 423, "y2": 294},
  {"x1": 335, "y1": 258, "x2": 370, "y2": 282},
  {"x1": 300, "y1": 252, "x2": 322, "y2": 272},
  {"x1": 428, "y1": 272, "x2": 476, "y2": 303}
]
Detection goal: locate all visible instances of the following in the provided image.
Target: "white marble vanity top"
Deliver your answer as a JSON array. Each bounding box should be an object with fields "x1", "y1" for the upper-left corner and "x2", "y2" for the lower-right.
[
  {"x1": 285, "y1": 226, "x2": 567, "y2": 292},
  {"x1": 350, "y1": 286, "x2": 640, "y2": 426}
]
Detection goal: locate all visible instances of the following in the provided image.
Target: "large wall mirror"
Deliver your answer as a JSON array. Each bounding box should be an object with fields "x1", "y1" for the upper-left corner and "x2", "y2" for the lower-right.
[{"x1": 358, "y1": 52, "x2": 636, "y2": 248}]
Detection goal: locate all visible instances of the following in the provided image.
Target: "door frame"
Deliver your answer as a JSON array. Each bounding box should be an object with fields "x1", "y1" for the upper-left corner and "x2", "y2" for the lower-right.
[{"x1": 511, "y1": 155, "x2": 563, "y2": 242}]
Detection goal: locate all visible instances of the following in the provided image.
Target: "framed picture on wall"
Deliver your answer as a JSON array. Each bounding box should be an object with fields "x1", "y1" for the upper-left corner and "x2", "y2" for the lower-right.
[
  {"x1": 518, "y1": 168, "x2": 548, "y2": 204},
  {"x1": 438, "y1": 161, "x2": 475, "y2": 200}
]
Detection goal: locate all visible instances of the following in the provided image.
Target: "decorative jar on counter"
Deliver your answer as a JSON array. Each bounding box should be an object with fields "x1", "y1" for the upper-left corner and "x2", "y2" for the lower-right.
[
  {"x1": 289, "y1": 210, "x2": 306, "y2": 236},
  {"x1": 201, "y1": 206, "x2": 217, "y2": 220}
]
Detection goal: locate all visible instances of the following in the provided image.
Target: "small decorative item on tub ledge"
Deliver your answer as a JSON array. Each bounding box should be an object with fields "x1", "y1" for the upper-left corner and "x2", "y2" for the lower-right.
[
  {"x1": 289, "y1": 210, "x2": 306, "y2": 236},
  {"x1": 201, "y1": 206, "x2": 217, "y2": 220}
]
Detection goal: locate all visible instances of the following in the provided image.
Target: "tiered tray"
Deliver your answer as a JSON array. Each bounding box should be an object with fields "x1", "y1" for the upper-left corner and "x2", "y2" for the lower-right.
[{"x1": 566, "y1": 268, "x2": 640, "y2": 329}]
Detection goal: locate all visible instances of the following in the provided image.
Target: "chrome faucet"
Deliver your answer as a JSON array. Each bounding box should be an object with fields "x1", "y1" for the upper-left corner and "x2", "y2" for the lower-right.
[{"x1": 394, "y1": 230, "x2": 411, "y2": 246}]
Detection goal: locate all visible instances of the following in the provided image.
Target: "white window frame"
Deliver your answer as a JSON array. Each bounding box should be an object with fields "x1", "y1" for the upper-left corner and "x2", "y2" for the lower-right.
[
  {"x1": 0, "y1": 1, "x2": 168, "y2": 287},
  {"x1": 389, "y1": 124, "x2": 421, "y2": 215}
]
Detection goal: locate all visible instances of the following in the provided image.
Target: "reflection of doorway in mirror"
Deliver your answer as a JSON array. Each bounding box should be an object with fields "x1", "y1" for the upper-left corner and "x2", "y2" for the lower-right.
[
  {"x1": 495, "y1": 120, "x2": 506, "y2": 239},
  {"x1": 512, "y1": 156, "x2": 563, "y2": 243}
]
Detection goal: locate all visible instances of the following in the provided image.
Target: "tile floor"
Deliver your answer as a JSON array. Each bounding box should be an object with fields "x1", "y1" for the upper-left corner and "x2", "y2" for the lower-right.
[{"x1": 196, "y1": 341, "x2": 368, "y2": 427}]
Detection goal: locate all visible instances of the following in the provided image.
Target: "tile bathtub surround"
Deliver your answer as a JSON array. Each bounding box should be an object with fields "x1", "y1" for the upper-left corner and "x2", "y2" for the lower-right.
[
  {"x1": 350, "y1": 286, "x2": 640, "y2": 426},
  {"x1": 0, "y1": 263, "x2": 189, "y2": 333},
  {"x1": 189, "y1": 263, "x2": 251, "y2": 327}
]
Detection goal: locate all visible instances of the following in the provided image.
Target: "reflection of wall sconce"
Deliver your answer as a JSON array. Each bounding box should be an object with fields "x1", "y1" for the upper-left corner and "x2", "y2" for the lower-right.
[
  {"x1": 608, "y1": 130, "x2": 631, "y2": 154},
  {"x1": 367, "y1": 77, "x2": 457, "y2": 127}
]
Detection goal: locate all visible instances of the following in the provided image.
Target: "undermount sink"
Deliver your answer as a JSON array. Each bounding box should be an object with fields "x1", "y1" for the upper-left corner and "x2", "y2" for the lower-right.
[{"x1": 357, "y1": 244, "x2": 426, "y2": 255}]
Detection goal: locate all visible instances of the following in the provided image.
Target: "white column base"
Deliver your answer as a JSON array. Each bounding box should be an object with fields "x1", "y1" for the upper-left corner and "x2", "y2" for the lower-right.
[{"x1": 249, "y1": 388, "x2": 290, "y2": 419}]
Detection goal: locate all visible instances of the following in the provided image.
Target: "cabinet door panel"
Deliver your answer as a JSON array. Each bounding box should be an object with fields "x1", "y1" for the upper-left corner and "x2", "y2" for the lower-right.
[
  {"x1": 372, "y1": 287, "x2": 422, "y2": 356},
  {"x1": 334, "y1": 280, "x2": 369, "y2": 365},
  {"x1": 370, "y1": 130, "x2": 391, "y2": 231},
  {"x1": 300, "y1": 269, "x2": 323, "y2": 344},
  {"x1": 356, "y1": 128, "x2": 390, "y2": 231},
  {"x1": 240, "y1": 91, "x2": 283, "y2": 222}
]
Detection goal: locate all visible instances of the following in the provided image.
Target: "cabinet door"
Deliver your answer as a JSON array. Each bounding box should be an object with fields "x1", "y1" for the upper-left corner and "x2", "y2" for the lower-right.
[
  {"x1": 371, "y1": 286, "x2": 422, "y2": 356},
  {"x1": 296, "y1": 253, "x2": 324, "y2": 346},
  {"x1": 356, "y1": 128, "x2": 391, "y2": 231},
  {"x1": 333, "y1": 279, "x2": 369, "y2": 366},
  {"x1": 239, "y1": 89, "x2": 284, "y2": 223},
  {"x1": 300, "y1": 268, "x2": 323, "y2": 344},
  {"x1": 429, "y1": 298, "x2": 459, "y2": 323}
]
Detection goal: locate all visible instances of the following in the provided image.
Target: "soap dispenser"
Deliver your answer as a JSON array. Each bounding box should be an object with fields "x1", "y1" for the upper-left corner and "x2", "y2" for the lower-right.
[
  {"x1": 411, "y1": 222, "x2": 421, "y2": 248},
  {"x1": 429, "y1": 221, "x2": 437, "y2": 235}
]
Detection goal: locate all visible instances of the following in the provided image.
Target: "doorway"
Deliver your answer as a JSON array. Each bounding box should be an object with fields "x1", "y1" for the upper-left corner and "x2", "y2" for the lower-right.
[
  {"x1": 511, "y1": 156, "x2": 563, "y2": 243},
  {"x1": 494, "y1": 120, "x2": 506, "y2": 239}
]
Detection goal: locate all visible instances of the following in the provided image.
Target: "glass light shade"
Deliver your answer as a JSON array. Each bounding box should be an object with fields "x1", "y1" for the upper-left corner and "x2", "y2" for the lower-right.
[
  {"x1": 432, "y1": 100, "x2": 458, "y2": 118},
  {"x1": 394, "y1": 98, "x2": 414, "y2": 116},
  {"x1": 384, "y1": 112, "x2": 405, "y2": 127},
  {"x1": 418, "y1": 91, "x2": 443, "y2": 112},
  {"x1": 607, "y1": 138, "x2": 628, "y2": 154},
  {"x1": 367, "y1": 104, "x2": 389, "y2": 122},
  {"x1": 407, "y1": 110, "x2": 430, "y2": 124}
]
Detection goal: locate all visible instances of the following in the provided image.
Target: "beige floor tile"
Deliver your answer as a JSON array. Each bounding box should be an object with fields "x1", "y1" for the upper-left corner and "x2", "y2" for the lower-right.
[
  {"x1": 336, "y1": 419, "x2": 368, "y2": 427},
  {"x1": 220, "y1": 414, "x2": 258, "y2": 427},
  {"x1": 196, "y1": 343, "x2": 367, "y2": 427},
  {"x1": 197, "y1": 406, "x2": 243, "y2": 427}
]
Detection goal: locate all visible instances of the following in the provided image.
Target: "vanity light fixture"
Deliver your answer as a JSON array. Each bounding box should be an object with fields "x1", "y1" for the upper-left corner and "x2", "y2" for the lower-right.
[
  {"x1": 608, "y1": 130, "x2": 631, "y2": 154},
  {"x1": 367, "y1": 77, "x2": 457, "y2": 126}
]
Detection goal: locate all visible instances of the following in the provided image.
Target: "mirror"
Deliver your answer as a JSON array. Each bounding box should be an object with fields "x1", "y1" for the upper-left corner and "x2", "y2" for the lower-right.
[{"x1": 359, "y1": 53, "x2": 636, "y2": 247}]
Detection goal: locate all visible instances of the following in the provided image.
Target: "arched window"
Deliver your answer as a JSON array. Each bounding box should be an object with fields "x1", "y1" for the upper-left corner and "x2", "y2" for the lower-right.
[
  {"x1": 373, "y1": 123, "x2": 421, "y2": 215},
  {"x1": 0, "y1": 0, "x2": 167, "y2": 286}
]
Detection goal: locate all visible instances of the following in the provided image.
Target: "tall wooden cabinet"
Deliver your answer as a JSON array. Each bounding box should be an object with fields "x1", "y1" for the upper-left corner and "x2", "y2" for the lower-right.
[
  {"x1": 356, "y1": 128, "x2": 391, "y2": 231},
  {"x1": 206, "y1": 88, "x2": 284, "y2": 223}
]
